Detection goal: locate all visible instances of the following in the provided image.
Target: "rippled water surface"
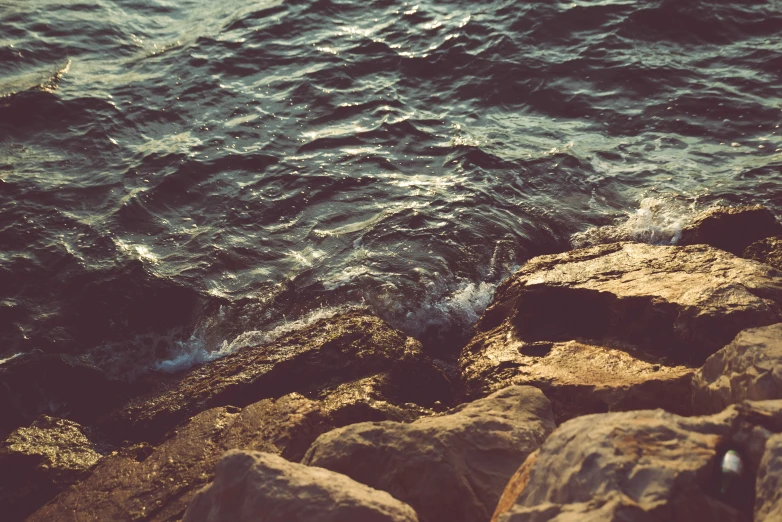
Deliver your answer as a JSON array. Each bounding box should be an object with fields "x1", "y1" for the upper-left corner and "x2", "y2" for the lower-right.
[{"x1": 1, "y1": 0, "x2": 781, "y2": 372}]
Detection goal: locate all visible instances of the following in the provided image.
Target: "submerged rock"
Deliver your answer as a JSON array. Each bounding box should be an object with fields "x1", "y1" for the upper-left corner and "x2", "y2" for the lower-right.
[
  {"x1": 693, "y1": 323, "x2": 782, "y2": 415},
  {"x1": 460, "y1": 242, "x2": 782, "y2": 414},
  {"x1": 0, "y1": 416, "x2": 103, "y2": 521},
  {"x1": 183, "y1": 450, "x2": 420, "y2": 522},
  {"x1": 491, "y1": 400, "x2": 782, "y2": 522},
  {"x1": 679, "y1": 205, "x2": 782, "y2": 255},
  {"x1": 101, "y1": 312, "x2": 451, "y2": 443},
  {"x1": 303, "y1": 385, "x2": 555, "y2": 522},
  {"x1": 743, "y1": 236, "x2": 782, "y2": 271}
]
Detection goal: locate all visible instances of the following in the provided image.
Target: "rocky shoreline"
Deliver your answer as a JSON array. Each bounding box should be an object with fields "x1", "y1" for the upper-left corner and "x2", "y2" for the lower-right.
[{"x1": 2, "y1": 205, "x2": 782, "y2": 521}]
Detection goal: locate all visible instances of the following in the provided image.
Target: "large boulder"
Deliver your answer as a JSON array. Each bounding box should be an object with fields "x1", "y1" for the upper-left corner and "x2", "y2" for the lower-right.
[
  {"x1": 29, "y1": 388, "x2": 430, "y2": 522},
  {"x1": 743, "y1": 236, "x2": 782, "y2": 271},
  {"x1": 183, "y1": 450, "x2": 419, "y2": 522},
  {"x1": 491, "y1": 400, "x2": 782, "y2": 522},
  {"x1": 460, "y1": 243, "x2": 782, "y2": 412},
  {"x1": 303, "y1": 386, "x2": 556, "y2": 522},
  {"x1": 756, "y1": 433, "x2": 782, "y2": 522},
  {"x1": 101, "y1": 312, "x2": 451, "y2": 443},
  {"x1": 693, "y1": 323, "x2": 782, "y2": 415},
  {"x1": 679, "y1": 205, "x2": 782, "y2": 255},
  {"x1": 0, "y1": 416, "x2": 103, "y2": 522}
]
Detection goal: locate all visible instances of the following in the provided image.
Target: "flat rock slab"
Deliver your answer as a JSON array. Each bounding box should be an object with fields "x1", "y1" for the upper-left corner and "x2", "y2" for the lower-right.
[
  {"x1": 0, "y1": 416, "x2": 103, "y2": 521},
  {"x1": 492, "y1": 400, "x2": 782, "y2": 522},
  {"x1": 756, "y1": 433, "x2": 782, "y2": 522},
  {"x1": 679, "y1": 205, "x2": 782, "y2": 255},
  {"x1": 102, "y1": 312, "x2": 449, "y2": 443},
  {"x1": 303, "y1": 385, "x2": 556, "y2": 522},
  {"x1": 461, "y1": 334, "x2": 694, "y2": 421},
  {"x1": 183, "y1": 450, "x2": 420, "y2": 522},
  {"x1": 693, "y1": 323, "x2": 782, "y2": 415}
]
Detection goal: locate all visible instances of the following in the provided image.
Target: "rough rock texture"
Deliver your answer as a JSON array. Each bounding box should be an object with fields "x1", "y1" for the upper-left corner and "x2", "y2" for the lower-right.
[
  {"x1": 743, "y1": 236, "x2": 782, "y2": 271},
  {"x1": 29, "y1": 389, "x2": 430, "y2": 522},
  {"x1": 102, "y1": 312, "x2": 451, "y2": 443},
  {"x1": 693, "y1": 324, "x2": 782, "y2": 415},
  {"x1": 0, "y1": 416, "x2": 103, "y2": 521},
  {"x1": 755, "y1": 433, "x2": 782, "y2": 522},
  {"x1": 461, "y1": 242, "x2": 782, "y2": 409},
  {"x1": 0, "y1": 351, "x2": 125, "y2": 439},
  {"x1": 303, "y1": 385, "x2": 555, "y2": 522},
  {"x1": 679, "y1": 205, "x2": 782, "y2": 255},
  {"x1": 183, "y1": 450, "x2": 419, "y2": 522},
  {"x1": 491, "y1": 400, "x2": 782, "y2": 522}
]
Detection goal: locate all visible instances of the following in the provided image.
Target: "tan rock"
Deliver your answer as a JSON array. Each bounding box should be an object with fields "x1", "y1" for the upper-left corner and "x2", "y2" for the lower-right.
[
  {"x1": 492, "y1": 400, "x2": 782, "y2": 522},
  {"x1": 693, "y1": 323, "x2": 782, "y2": 415},
  {"x1": 461, "y1": 243, "x2": 782, "y2": 415},
  {"x1": 0, "y1": 416, "x2": 103, "y2": 521},
  {"x1": 755, "y1": 433, "x2": 782, "y2": 522},
  {"x1": 679, "y1": 205, "x2": 782, "y2": 255},
  {"x1": 183, "y1": 450, "x2": 419, "y2": 522},
  {"x1": 303, "y1": 386, "x2": 555, "y2": 522},
  {"x1": 743, "y1": 236, "x2": 782, "y2": 271}
]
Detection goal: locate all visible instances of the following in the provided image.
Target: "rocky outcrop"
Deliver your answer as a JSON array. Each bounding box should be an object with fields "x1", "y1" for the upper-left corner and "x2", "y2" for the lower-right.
[
  {"x1": 460, "y1": 242, "x2": 782, "y2": 415},
  {"x1": 0, "y1": 416, "x2": 103, "y2": 521},
  {"x1": 756, "y1": 433, "x2": 782, "y2": 522},
  {"x1": 744, "y1": 236, "x2": 782, "y2": 271},
  {"x1": 303, "y1": 386, "x2": 555, "y2": 522},
  {"x1": 693, "y1": 323, "x2": 782, "y2": 415},
  {"x1": 183, "y1": 450, "x2": 419, "y2": 522},
  {"x1": 28, "y1": 387, "x2": 433, "y2": 522},
  {"x1": 491, "y1": 400, "x2": 782, "y2": 522},
  {"x1": 679, "y1": 205, "x2": 782, "y2": 255},
  {"x1": 101, "y1": 312, "x2": 451, "y2": 443}
]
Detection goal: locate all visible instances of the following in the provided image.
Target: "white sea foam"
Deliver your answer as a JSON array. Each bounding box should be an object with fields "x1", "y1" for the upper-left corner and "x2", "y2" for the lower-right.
[
  {"x1": 154, "y1": 304, "x2": 361, "y2": 373},
  {"x1": 0, "y1": 352, "x2": 23, "y2": 366},
  {"x1": 571, "y1": 197, "x2": 697, "y2": 248}
]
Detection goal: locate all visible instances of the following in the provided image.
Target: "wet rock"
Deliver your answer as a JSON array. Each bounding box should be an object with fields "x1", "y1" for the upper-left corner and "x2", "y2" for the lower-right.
[
  {"x1": 0, "y1": 351, "x2": 125, "y2": 439},
  {"x1": 743, "y1": 236, "x2": 782, "y2": 271},
  {"x1": 0, "y1": 416, "x2": 103, "y2": 522},
  {"x1": 491, "y1": 400, "x2": 782, "y2": 522},
  {"x1": 461, "y1": 243, "x2": 782, "y2": 409},
  {"x1": 679, "y1": 205, "x2": 782, "y2": 255},
  {"x1": 183, "y1": 450, "x2": 420, "y2": 522},
  {"x1": 303, "y1": 385, "x2": 555, "y2": 522},
  {"x1": 101, "y1": 312, "x2": 451, "y2": 443},
  {"x1": 29, "y1": 389, "x2": 430, "y2": 522},
  {"x1": 693, "y1": 323, "x2": 782, "y2": 415},
  {"x1": 755, "y1": 433, "x2": 782, "y2": 522}
]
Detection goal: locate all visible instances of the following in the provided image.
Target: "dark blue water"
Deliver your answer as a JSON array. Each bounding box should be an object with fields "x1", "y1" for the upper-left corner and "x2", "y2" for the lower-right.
[{"x1": 1, "y1": 0, "x2": 781, "y2": 374}]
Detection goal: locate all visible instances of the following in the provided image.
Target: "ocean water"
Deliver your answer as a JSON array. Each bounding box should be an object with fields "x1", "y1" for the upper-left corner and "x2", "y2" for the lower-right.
[{"x1": 1, "y1": 0, "x2": 781, "y2": 375}]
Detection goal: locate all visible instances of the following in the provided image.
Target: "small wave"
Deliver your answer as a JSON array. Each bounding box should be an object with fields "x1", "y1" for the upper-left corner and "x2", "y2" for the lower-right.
[
  {"x1": 155, "y1": 304, "x2": 361, "y2": 373},
  {"x1": 571, "y1": 197, "x2": 697, "y2": 248}
]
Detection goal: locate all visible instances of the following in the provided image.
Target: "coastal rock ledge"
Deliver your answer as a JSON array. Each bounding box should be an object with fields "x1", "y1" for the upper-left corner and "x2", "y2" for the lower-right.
[{"x1": 460, "y1": 242, "x2": 782, "y2": 420}]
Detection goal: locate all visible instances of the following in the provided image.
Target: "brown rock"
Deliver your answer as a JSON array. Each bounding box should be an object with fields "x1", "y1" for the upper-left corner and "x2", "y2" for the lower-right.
[
  {"x1": 679, "y1": 205, "x2": 782, "y2": 255},
  {"x1": 755, "y1": 433, "x2": 782, "y2": 522},
  {"x1": 29, "y1": 386, "x2": 435, "y2": 522},
  {"x1": 101, "y1": 312, "x2": 451, "y2": 443},
  {"x1": 492, "y1": 400, "x2": 782, "y2": 522},
  {"x1": 743, "y1": 236, "x2": 782, "y2": 271},
  {"x1": 303, "y1": 385, "x2": 555, "y2": 522},
  {"x1": 693, "y1": 323, "x2": 782, "y2": 415},
  {"x1": 183, "y1": 450, "x2": 420, "y2": 522},
  {"x1": 0, "y1": 416, "x2": 103, "y2": 522},
  {"x1": 461, "y1": 243, "x2": 782, "y2": 413}
]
